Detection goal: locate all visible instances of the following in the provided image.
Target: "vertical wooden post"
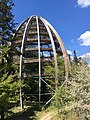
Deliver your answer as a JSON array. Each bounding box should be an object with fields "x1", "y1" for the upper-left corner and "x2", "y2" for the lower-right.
[{"x1": 36, "y1": 16, "x2": 41, "y2": 108}]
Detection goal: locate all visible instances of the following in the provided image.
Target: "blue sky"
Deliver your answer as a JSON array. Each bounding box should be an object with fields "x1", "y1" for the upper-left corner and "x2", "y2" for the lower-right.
[{"x1": 13, "y1": 0, "x2": 90, "y2": 60}]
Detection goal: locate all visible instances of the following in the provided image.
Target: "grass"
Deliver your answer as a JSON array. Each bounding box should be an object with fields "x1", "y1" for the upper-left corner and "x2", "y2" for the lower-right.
[
  {"x1": 5, "y1": 103, "x2": 89, "y2": 120},
  {"x1": 6, "y1": 102, "x2": 40, "y2": 120},
  {"x1": 35, "y1": 106, "x2": 81, "y2": 120}
]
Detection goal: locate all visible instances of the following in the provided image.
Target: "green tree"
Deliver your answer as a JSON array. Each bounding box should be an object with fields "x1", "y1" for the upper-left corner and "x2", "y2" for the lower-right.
[
  {"x1": 0, "y1": 0, "x2": 15, "y2": 66},
  {"x1": 0, "y1": 56, "x2": 20, "y2": 120},
  {"x1": 44, "y1": 57, "x2": 65, "y2": 90},
  {"x1": 43, "y1": 56, "x2": 66, "y2": 108},
  {"x1": 51, "y1": 58, "x2": 90, "y2": 120},
  {"x1": 52, "y1": 86, "x2": 70, "y2": 113},
  {"x1": 73, "y1": 50, "x2": 78, "y2": 64},
  {"x1": 69, "y1": 63, "x2": 90, "y2": 120},
  {"x1": 0, "y1": 0, "x2": 19, "y2": 119}
]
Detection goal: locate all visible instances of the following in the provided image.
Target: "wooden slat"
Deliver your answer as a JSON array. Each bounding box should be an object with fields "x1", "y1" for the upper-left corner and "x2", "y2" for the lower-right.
[
  {"x1": 25, "y1": 48, "x2": 53, "y2": 51},
  {"x1": 15, "y1": 59, "x2": 52, "y2": 64},
  {"x1": 14, "y1": 38, "x2": 51, "y2": 44}
]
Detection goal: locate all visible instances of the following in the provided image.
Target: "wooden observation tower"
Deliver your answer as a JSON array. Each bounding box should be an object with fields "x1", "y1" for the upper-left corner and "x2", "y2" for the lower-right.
[{"x1": 13, "y1": 15, "x2": 69, "y2": 109}]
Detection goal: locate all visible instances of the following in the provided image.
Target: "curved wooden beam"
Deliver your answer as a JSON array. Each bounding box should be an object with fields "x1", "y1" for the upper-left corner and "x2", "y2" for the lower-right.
[{"x1": 40, "y1": 16, "x2": 69, "y2": 82}]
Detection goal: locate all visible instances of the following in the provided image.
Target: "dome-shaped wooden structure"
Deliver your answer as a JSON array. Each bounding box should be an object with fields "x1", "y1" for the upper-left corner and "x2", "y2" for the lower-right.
[{"x1": 13, "y1": 15, "x2": 69, "y2": 108}]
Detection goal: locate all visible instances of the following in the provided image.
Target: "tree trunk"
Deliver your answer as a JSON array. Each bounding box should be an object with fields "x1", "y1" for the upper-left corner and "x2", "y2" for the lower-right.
[{"x1": 1, "y1": 110, "x2": 4, "y2": 120}]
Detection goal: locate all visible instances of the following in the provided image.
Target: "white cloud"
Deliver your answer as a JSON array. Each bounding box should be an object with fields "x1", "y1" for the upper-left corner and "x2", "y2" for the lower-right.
[
  {"x1": 88, "y1": 64, "x2": 90, "y2": 67},
  {"x1": 79, "y1": 53, "x2": 90, "y2": 59},
  {"x1": 79, "y1": 53, "x2": 90, "y2": 64},
  {"x1": 78, "y1": 31, "x2": 90, "y2": 46},
  {"x1": 67, "y1": 50, "x2": 72, "y2": 55},
  {"x1": 77, "y1": 0, "x2": 90, "y2": 7}
]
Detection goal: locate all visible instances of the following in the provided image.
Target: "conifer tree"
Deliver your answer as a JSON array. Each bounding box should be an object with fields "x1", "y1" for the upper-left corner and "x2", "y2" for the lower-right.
[
  {"x1": 69, "y1": 63, "x2": 90, "y2": 119},
  {"x1": 0, "y1": 0, "x2": 19, "y2": 119},
  {"x1": 44, "y1": 57, "x2": 65, "y2": 102},
  {"x1": 73, "y1": 50, "x2": 78, "y2": 64}
]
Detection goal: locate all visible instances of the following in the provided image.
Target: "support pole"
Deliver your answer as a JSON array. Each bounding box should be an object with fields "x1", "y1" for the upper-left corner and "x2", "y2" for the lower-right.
[
  {"x1": 19, "y1": 56, "x2": 23, "y2": 109},
  {"x1": 19, "y1": 17, "x2": 32, "y2": 109},
  {"x1": 40, "y1": 17, "x2": 58, "y2": 90},
  {"x1": 36, "y1": 16, "x2": 41, "y2": 108}
]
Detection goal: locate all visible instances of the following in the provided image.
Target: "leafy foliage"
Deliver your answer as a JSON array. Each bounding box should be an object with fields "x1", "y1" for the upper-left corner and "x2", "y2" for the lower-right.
[
  {"x1": 0, "y1": 0, "x2": 20, "y2": 119},
  {"x1": 51, "y1": 57, "x2": 90, "y2": 119},
  {"x1": 44, "y1": 57, "x2": 65, "y2": 90},
  {"x1": 0, "y1": 46, "x2": 20, "y2": 119},
  {"x1": 69, "y1": 63, "x2": 90, "y2": 119},
  {"x1": 0, "y1": 0, "x2": 15, "y2": 41},
  {"x1": 52, "y1": 86, "x2": 71, "y2": 112}
]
